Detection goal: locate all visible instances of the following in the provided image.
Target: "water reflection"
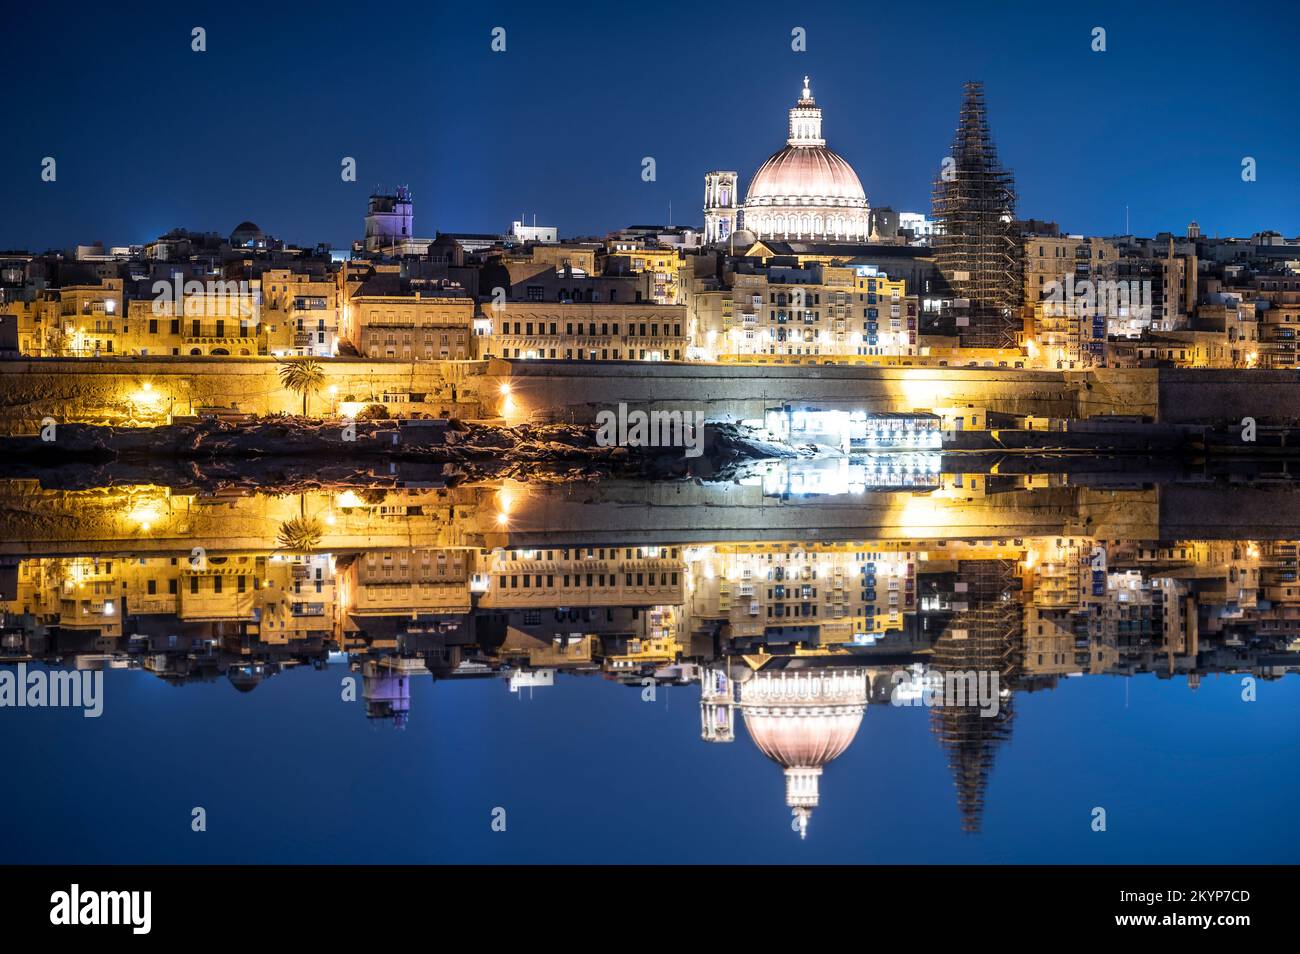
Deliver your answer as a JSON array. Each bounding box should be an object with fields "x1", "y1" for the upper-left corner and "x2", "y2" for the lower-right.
[{"x1": 5, "y1": 466, "x2": 1300, "y2": 843}]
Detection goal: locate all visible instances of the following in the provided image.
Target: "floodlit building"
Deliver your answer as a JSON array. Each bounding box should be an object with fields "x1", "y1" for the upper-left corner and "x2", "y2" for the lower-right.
[
  {"x1": 123, "y1": 277, "x2": 263, "y2": 356},
  {"x1": 261, "y1": 269, "x2": 339, "y2": 357},
  {"x1": 697, "y1": 261, "x2": 917, "y2": 361},
  {"x1": 509, "y1": 219, "x2": 558, "y2": 245},
  {"x1": 346, "y1": 272, "x2": 474, "y2": 360},
  {"x1": 486, "y1": 300, "x2": 687, "y2": 361}
]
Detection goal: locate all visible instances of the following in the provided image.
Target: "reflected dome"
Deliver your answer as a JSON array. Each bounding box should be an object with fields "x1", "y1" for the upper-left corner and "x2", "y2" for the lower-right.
[{"x1": 740, "y1": 667, "x2": 869, "y2": 838}]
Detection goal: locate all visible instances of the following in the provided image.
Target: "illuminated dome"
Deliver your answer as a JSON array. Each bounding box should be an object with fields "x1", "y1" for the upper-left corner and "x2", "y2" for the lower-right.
[
  {"x1": 743, "y1": 78, "x2": 870, "y2": 243},
  {"x1": 740, "y1": 667, "x2": 869, "y2": 838},
  {"x1": 748, "y1": 147, "x2": 866, "y2": 205}
]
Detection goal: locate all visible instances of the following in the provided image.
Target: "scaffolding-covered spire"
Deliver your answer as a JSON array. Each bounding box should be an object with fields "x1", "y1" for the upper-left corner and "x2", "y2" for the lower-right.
[{"x1": 931, "y1": 81, "x2": 1022, "y2": 350}]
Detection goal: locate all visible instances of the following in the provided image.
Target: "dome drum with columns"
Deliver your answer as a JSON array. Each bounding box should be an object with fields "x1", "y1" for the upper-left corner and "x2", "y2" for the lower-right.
[{"x1": 705, "y1": 78, "x2": 870, "y2": 246}]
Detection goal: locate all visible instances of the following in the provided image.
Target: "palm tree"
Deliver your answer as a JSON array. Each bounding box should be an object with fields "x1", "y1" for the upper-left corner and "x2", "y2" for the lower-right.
[
  {"x1": 276, "y1": 515, "x2": 323, "y2": 552},
  {"x1": 277, "y1": 359, "x2": 325, "y2": 417}
]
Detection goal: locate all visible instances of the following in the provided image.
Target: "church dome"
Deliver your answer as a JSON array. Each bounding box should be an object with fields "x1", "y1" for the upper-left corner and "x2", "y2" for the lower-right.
[
  {"x1": 230, "y1": 221, "x2": 265, "y2": 246},
  {"x1": 747, "y1": 145, "x2": 866, "y2": 206},
  {"x1": 742, "y1": 78, "x2": 870, "y2": 243}
]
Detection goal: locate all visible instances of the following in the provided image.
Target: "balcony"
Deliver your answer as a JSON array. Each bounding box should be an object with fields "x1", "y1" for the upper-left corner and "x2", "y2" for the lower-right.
[{"x1": 182, "y1": 336, "x2": 259, "y2": 347}]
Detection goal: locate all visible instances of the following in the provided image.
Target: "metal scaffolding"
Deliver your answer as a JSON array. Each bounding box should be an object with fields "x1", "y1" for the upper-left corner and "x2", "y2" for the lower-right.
[{"x1": 931, "y1": 81, "x2": 1022, "y2": 350}]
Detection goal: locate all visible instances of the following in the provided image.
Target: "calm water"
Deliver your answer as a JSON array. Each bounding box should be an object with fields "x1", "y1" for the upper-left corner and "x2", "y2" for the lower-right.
[
  {"x1": 2, "y1": 467, "x2": 1299, "y2": 864},
  {"x1": 4, "y1": 664, "x2": 1298, "y2": 864}
]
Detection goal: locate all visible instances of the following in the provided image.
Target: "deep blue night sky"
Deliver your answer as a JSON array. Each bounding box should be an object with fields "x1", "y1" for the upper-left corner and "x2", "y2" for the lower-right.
[
  {"x1": 3, "y1": 665, "x2": 1298, "y2": 863},
  {"x1": 2, "y1": 0, "x2": 1296, "y2": 252}
]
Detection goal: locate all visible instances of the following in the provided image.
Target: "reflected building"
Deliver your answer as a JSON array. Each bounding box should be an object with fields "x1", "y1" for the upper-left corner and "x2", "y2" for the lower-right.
[
  {"x1": 700, "y1": 665, "x2": 736, "y2": 743},
  {"x1": 925, "y1": 560, "x2": 1021, "y2": 832},
  {"x1": 362, "y1": 658, "x2": 423, "y2": 727},
  {"x1": 698, "y1": 660, "x2": 870, "y2": 838},
  {"x1": 6, "y1": 479, "x2": 1300, "y2": 834}
]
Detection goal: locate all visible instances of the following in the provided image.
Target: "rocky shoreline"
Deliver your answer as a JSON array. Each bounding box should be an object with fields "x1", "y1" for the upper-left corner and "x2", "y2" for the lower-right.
[{"x1": 1, "y1": 418, "x2": 798, "y2": 489}]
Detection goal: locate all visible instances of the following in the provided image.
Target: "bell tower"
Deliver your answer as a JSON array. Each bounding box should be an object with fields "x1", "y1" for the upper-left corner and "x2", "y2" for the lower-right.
[{"x1": 703, "y1": 171, "x2": 739, "y2": 245}]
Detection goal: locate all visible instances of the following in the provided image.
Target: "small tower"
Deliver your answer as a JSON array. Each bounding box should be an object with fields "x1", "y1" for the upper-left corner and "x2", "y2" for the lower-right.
[
  {"x1": 703, "y1": 171, "x2": 739, "y2": 245},
  {"x1": 1188, "y1": 220, "x2": 1201, "y2": 239},
  {"x1": 365, "y1": 185, "x2": 415, "y2": 252}
]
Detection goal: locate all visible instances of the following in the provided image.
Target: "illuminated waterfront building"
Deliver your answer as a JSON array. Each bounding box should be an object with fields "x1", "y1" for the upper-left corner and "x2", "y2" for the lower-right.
[
  {"x1": 602, "y1": 243, "x2": 683, "y2": 305},
  {"x1": 3, "y1": 280, "x2": 127, "y2": 357},
  {"x1": 477, "y1": 545, "x2": 685, "y2": 675},
  {"x1": 697, "y1": 261, "x2": 916, "y2": 361},
  {"x1": 1, "y1": 295, "x2": 58, "y2": 356},
  {"x1": 123, "y1": 279, "x2": 264, "y2": 356},
  {"x1": 260, "y1": 269, "x2": 339, "y2": 357},
  {"x1": 1109, "y1": 236, "x2": 1197, "y2": 333},
  {"x1": 492, "y1": 244, "x2": 602, "y2": 287},
  {"x1": 508, "y1": 219, "x2": 558, "y2": 245},
  {"x1": 486, "y1": 300, "x2": 688, "y2": 361},
  {"x1": 1022, "y1": 233, "x2": 1117, "y2": 311},
  {"x1": 1249, "y1": 273, "x2": 1300, "y2": 369},
  {"x1": 345, "y1": 272, "x2": 475, "y2": 360},
  {"x1": 1022, "y1": 233, "x2": 1117, "y2": 369}
]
